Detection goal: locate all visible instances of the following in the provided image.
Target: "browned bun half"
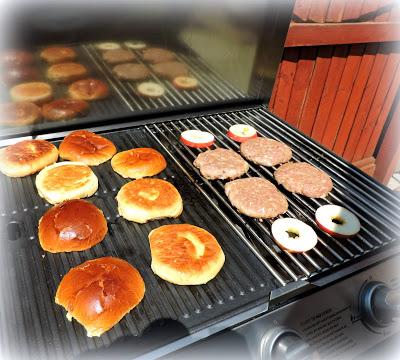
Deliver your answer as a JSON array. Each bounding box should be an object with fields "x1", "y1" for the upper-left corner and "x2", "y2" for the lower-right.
[
  {"x1": 10, "y1": 82, "x2": 53, "y2": 105},
  {"x1": 55, "y1": 257, "x2": 145, "y2": 337},
  {"x1": 42, "y1": 98, "x2": 89, "y2": 121},
  {"x1": 39, "y1": 199, "x2": 107, "y2": 252},
  {"x1": 0, "y1": 102, "x2": 41, "y2": 126},
  {"x1": 47, "y1": 62, "x2": 88, "y2": 83},
  {"x1": 40, "y1": 46, "x2": 77, "y2": 64},
  {"x1": 68, "y1": 78, "x2": 109, "y2": 101}
]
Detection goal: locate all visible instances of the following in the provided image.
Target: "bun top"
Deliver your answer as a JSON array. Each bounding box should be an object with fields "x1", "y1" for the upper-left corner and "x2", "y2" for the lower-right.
[
  {"x1": 55, "y1": 256, "x2": 145, "y2": 337},
  {"x1": 39, "y1": 199, "x2": 108, "y2": 253},
  {"x1": 59, "y1": 130, "x2": 116, "y2": 165},
  {"x1": 10, "y1": 82, "x2": 52, "y2": 97},
  {"x1": 0, "y1": 139, "x2": 57, "y2": 165}
]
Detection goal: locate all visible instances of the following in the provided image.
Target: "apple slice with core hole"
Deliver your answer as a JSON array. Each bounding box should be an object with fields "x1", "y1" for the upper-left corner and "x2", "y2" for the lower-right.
[
  {"x1": 180, "y1": 130, "x2": 215, "y2": 148},
  {"x1": 227, "y1": 124, "x2": 257, "y2": 143},
  {"x1": 315, "y1": 205, "x2": 360, "y2": 238},
  {"x1": 271, "y1": 218, "x2": 317, "y2": 253}
]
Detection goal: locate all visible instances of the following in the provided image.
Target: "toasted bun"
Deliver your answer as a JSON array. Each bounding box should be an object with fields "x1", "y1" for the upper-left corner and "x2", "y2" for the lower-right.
[
  {"x1": 42, "y1": 98, "x2": 89, "y2": 121},
  {"x1": 47, "y1": 62, "x2": 88, "y2": 83},
  {"x1": 35, "y1": 161, "x2": 98, "y2": 204},
  {"x1": 0, "y1": 139, "x2": 58, "y2": 177},
  {"x1": 55, "y1": 257, "x2": 145, "y2": 337},
  {"x1": 0, "y1": 102, "x2": 41, "y2": 126},
  {"x1": 68, "y1": 78, "x2": 109, "y2": 101},
  {"x1": 59, "y1": 130, "x2": 116, "y2": 165},
  {"x1": 39, "y1": 199, "x2": 107, "y2": 252},
  {"x1": 40, "y1": 46, "x2": 77, "y2": 64},
  {"x1": 10, "y1": 82, "x2": 53, "y2": 104},
  {"x1": 111, "y1": 148, "x2": 166, "y2": 179},
  {"x1": 149, "y1": 224, "x2": 225, "y2": 285},
  {"x1": 117, "y1": 178, "x2": 183, "y2": 223}
]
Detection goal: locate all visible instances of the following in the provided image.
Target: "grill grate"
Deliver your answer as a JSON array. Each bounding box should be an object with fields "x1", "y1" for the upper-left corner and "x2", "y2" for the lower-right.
[
  {"x1": 0, "y1": 125, "x2": 276, "y2": 359},
  {"x1": 146, "y1": 106, "x2": 400, "y2": 285}
]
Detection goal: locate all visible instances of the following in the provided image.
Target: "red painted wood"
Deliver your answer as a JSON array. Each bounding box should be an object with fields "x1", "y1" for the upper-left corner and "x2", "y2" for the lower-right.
[
  {"x1": 298, "y1": 46, "x2": 334, "y2": 135},
  {"x1": 325, "y1": 0, "x2": 347, "y2": 23},
  {"x1": 343, "y1": 46, "x2": 390, "y2": 161},
  {"x1": 342, "y1": 0, "x2": 365, "y2": 22},
  {"x1": 308, "y1": 0, "x2": 330, "y2": 23},
  {"x1": 285, "y1": 47, "x2": 317, "y2": 127},
  {"x1": 374, "y1": 99, "x2": 400, "y2": 183},
  {"x1": 269, "y1": 61, "x2": 281, "y2": 109},
  {"x1": 311, "y1": 45, "x2": 348, "y2": 142},
  {"x1": 321, "y1": 44, "x2": 365, "y2": 149},
  {"x1": 332, "y1": 43, "x2": 380, "y2": 155},
  {"x1": 375, "y1": 0, "x2": 396, "y2": 22},
  {"x1": 293, "y1": 0, "x2": 313, "y2": 21},
  {"x1": 352, "y1": 51, "x2": 400, "y2": 161}
]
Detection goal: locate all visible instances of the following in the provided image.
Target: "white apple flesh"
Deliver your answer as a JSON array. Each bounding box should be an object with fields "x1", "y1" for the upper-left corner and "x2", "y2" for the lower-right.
[
  {"x1": 315, "y1": 205, "x2": 360, "y2": 238},
  {"x1": 271, "y1": 218, "x2": 318, "y2": 253}
]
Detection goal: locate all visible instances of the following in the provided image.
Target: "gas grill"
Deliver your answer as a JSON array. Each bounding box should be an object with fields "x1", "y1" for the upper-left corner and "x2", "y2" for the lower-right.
[{"x1": 1, "y1": 1, "x2": 400, "y2": 359}]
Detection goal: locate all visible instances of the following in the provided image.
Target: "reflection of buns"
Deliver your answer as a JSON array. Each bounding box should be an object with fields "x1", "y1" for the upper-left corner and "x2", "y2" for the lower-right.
[
  {"x1": 10, "y1": 82, "x2": 53, "y2": 104},
  {"x1": 42, "y1": 98, "x2": 89, "y2": 121},
  {"x1": 117, "y1": 178, "x2": 183, "y2": 223},
  {"x1": 68, "y1": 78, "x2": 109, "y2": 101},
  {"x1": 0, "y1": 139, "x2": 58, "y2": 177},
  {"x1": 39, "y1": 199, "x2": 107, "y2": 252},
  {"x1": 149, "y1": 224, "x2": 225, "y2": 285},
  {"x1": 59, "y1": 130, "x2": 116, "y2": 165},
  {"x1": 111, "y1": 148, "x2": 166, "y2": 179},
  {"x1": 35, "y1": 161, "x2": 98, "y2": 204},
  {"x1": 0, "y1": 102, "x2": 41, "y2": 126},
  {"x1": 0, "y1": 50, "x2": 34, "y2": 66},
  {"x1": 40, "y1": 46, "x2": 77, "y2": 64},
  {"x1": 47, "y1": 62, "x2": 88, "y2": 83},
  {"x1": 55, "y1": 257, "x2": 145, "y2": 337}
]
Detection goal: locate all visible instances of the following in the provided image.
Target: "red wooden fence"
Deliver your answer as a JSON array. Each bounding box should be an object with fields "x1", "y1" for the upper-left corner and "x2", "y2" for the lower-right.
[{"x1": 269, "y1": 0, "x2": 400, "y2": 181}]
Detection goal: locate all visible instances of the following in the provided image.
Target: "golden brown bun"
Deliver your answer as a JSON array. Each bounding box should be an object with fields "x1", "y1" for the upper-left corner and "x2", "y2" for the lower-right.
[
  {"x1": 42, "y1": 98, "x2": 89, "y2": 121},
  {"x1": 0, "y1": 50, "x2": 34, "y2": 66},
  {"x1": 0, "y1": 139, "x2": 58, "y2": 177},
  {"x1": 47, "y1": 62, "x2": 88, "y2": 83},
  {"x1": 59, "y1": 130, "x2": 117, "y2": 166},
  {"x1": 117, "y1": 178, "x2": 183, "y2": 223},
  {"x1": 55, "y1": 257, "x2": 145, "y2": 337},
  {"x1": 10, "y1": 82, "x2": 53, "y2": 104},
  {"x1": 39, "y1": 199, "x2": 107, "y2": 252},
  {"x1": 0, "y1": 102, "x2": 41, "y2": 126},
  {"x1": 35, "y1": 161, "x2": 98, "y2": 204},
  {"x1": 40, "y1": 46, "x2": 77, "y2": 64},
  {"x1": 149, "y1": 224, "x2": 225, "y2": 285},
  {"x1": 111, "y1": 148, "x2": 166, "y2": 179},
  {"x1": 68, "y1": 78, "x2": 109, "y2": 101}
]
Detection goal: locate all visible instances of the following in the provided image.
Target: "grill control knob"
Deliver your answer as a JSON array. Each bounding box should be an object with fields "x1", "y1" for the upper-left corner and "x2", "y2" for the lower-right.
[
  {"x1": 359, "y1": 281, "x2": 400, "y2": 328},
  {"x1": 260, "y1": 327, "x2": 312, "y2": 360}
]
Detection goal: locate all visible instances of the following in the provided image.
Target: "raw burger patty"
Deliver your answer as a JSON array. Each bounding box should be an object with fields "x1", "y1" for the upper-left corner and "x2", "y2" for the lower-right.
[
  {"x1": 151, "y1": 61, "x2": 189, "y2": 80},
  {"x1": 194, "y1": 148, "x2": 249, "y2": 180},
  {"x1": 225, "y1": 177, "x2": 288, "y2": 218},
  {"x1": 274, "y1": 162, "x2": 333, "y2": 198},
  {"x1": 241, "y1": 137, "x2": 292, "y2": 166},
  {"x1": 113, "y1": 63, "x2": 150, "y2": 81}
]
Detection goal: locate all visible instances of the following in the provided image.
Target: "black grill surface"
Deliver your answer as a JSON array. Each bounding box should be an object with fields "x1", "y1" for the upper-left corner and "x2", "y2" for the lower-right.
[{"x1": 0, "y1": 127, "x2": 277, "y2": 359}]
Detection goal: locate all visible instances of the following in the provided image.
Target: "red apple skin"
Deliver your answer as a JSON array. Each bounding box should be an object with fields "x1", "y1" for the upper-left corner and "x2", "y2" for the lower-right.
[
  {"x1": 315, "y1": 219, "x2": 358, "y2": 239},
  {"x1": 227, "y1": 130, "x2": 257, "y2": 143},
  {"x1": 179, "y1": 136, "x2": 214, "y2": 149}
]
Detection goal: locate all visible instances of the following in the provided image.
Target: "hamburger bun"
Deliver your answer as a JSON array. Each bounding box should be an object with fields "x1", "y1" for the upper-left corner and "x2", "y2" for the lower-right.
[
  {"x1": 0, "y1": 102, "x2": 41, "y2": 126},
  {"x1": 40, "y1": 46, "x2": 77, "y2": 64},
  {"x1": 10, "y1": 82, "x2": 53, "y2": 104},
  {"x1": 149, "y1": 224, "x2": 225, "y2": 285},
  {"x1": 68, "y1": 78, "x2": 109, "y2": 101},
  {"x1": 47, "y1": 62, "x2": 88, "y2": 83},
  {"x1": 55, "y1": 257, "x2": 145, "y2": 337},
  {"x1": 59, "y1": 130, "x2": 117, "y2": 165},
  {"x1": 39, "y1": 199, "x2": 107, "y2": 253},
  {"x1": 111, "y1": 148, "x2": 166, "y2": 179},
  {"x1": 0, "y1": 139, "x2": 58, "y2": 177},
  {"x1": 42, "y1": 98, "x2": 89, "y2": 121},
  {"x1": 116, "y1": 178, "x2": 183, "y2": 223},
  {"x1": 35, "y1": 161, "x2": 98, "y2": 204}
]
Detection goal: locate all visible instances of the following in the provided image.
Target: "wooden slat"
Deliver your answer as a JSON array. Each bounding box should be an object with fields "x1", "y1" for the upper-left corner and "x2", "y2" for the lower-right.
[
  {"x1": 375, "y1": 0, "x2": 396, "y2": 22},
  {"x1": 311, "y1": 45, "x2": 348, "y2": 142},
  {"x1": 285, "y1": 47, "x2": 317, "y2": 126},
  {"x1": 342, "y1": 0, "x2": 365, "y2": 22},
  {"x1": 268, "y1": 48, "x2": 299, "y2": 122},
  {"x1": 308, "y1": 0, "x2": 330, "y2": 23},
  {"x1": 342, "y1": 45, "x2": 390, "y2": 161},
  {"x1": 268, "y1": 61, "x2": 281, "y2": 109},
  {"x1": 353, "y1": 157, "x2": 376, "y2": 177},
  {"x1": 285, "y1": 22, "x2": 400, "y2": 47},
  {"x1": 374, "y1": 97, "x2": 400, "y2": 183},
  {"x1": 298, "y1": 46, "x2": 334, "y2": 135},
  {"x1": 320, "y1": 44, "x2": 365, "y2": 149},
  {"x1": 325, "y1": 0, "x2": 347, "y2": 23},
  {"x1": 293, "y1": 0, "x2": 314, "y2": 22},
  {"x1": 332, "y1": 43, "x2": 380, "y2": 155},
  {"x1": 352, "y1": 52, "x2": 400, "y2": 161}
]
